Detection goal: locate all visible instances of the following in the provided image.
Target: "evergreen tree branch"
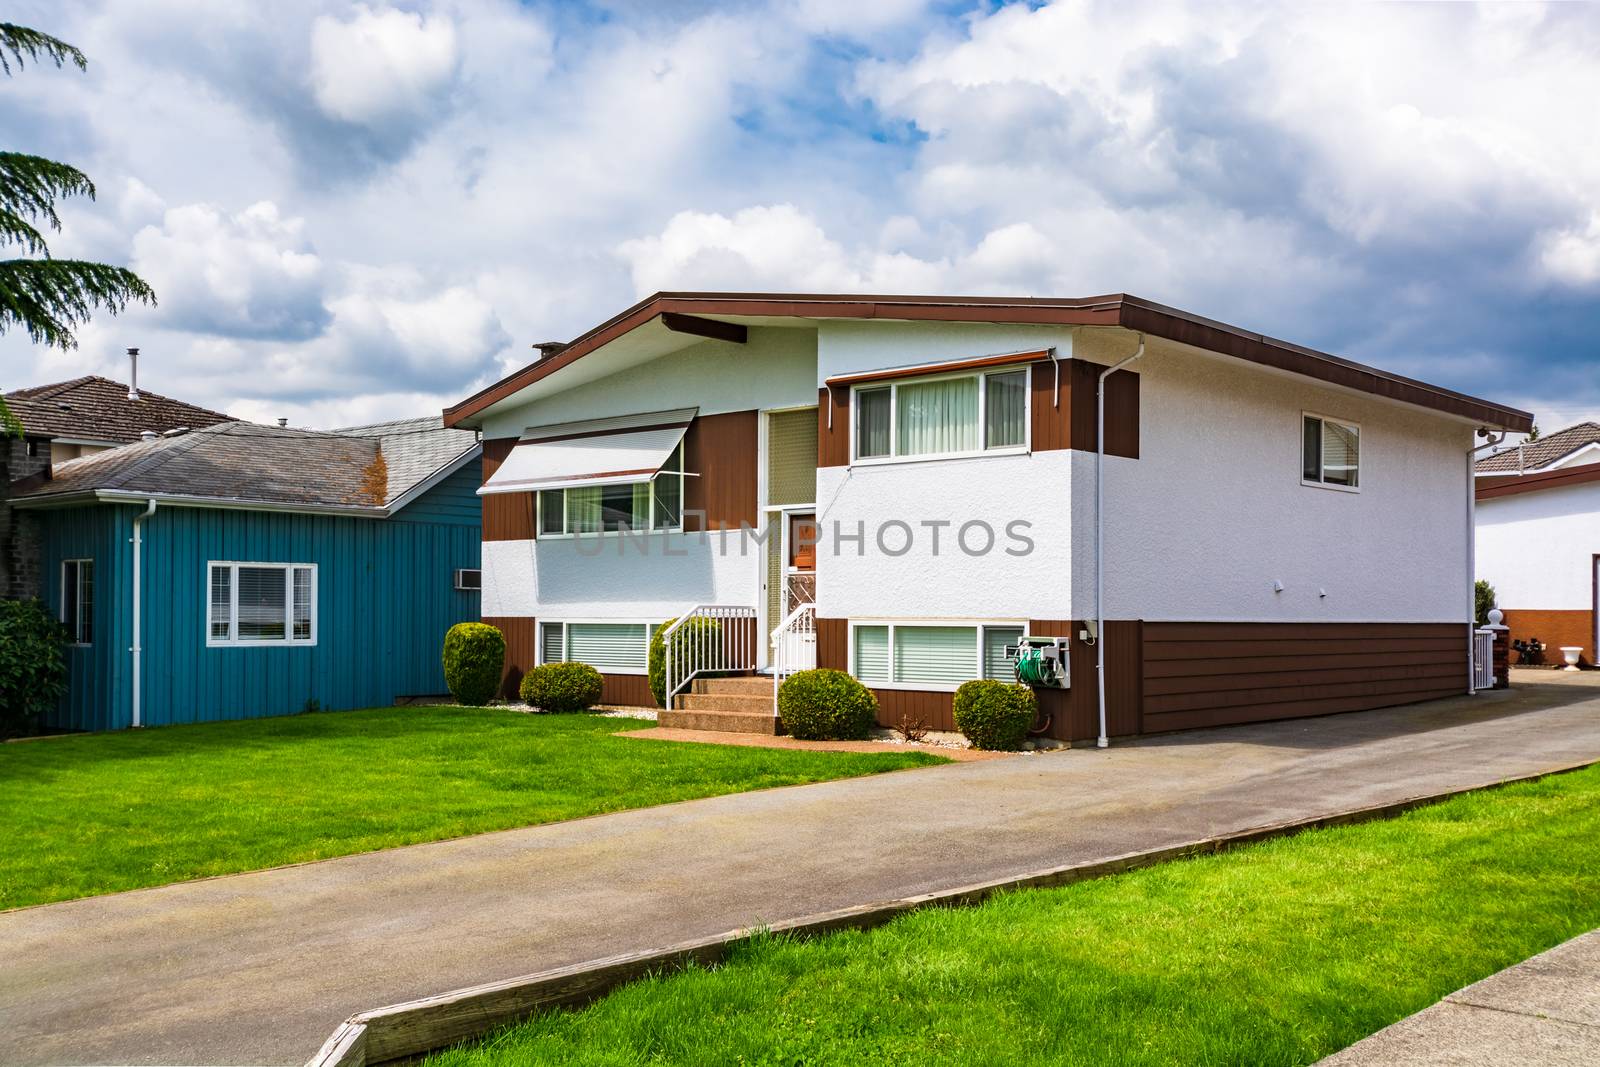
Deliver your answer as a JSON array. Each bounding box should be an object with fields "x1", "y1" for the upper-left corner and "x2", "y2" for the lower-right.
[
  {"x1": 0, "y1": 207, "x2": 49, "y2": 256},
  {"x1": 0, "y1": 259, "x2": 156, "y2": 350},
  {"x1": 0, "y1": 153, "x2": 95, "y2": 233},
  {"x1": 0, "y1": 23, "x2": 86, "y2": 76},
  {"x1": 0, "y1": 396, "x2": 20, "y2": 439}
]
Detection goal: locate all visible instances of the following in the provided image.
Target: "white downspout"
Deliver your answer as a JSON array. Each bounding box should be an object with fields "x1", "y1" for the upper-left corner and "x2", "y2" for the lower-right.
[
  {"x1": 130, "y1": 499, "x2": 157, "y2": 728},
  {"x1": 1466, "y1": 430, "x2": 1504, "y2": 694},
  {"x1": 1096, "y1": 335, "x2": 1144, "y2": 749}
]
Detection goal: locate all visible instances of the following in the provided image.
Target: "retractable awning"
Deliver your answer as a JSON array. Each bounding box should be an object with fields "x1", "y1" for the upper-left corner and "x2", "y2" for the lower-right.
[{"x1": 478, "y1": 408, "x2": 695, "y2": 496}]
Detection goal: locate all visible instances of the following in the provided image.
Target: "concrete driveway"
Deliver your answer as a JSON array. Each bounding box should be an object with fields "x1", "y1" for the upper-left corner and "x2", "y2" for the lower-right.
[{"x1": 6, "y1": 678, "x2": 1600, "y2": 1066}]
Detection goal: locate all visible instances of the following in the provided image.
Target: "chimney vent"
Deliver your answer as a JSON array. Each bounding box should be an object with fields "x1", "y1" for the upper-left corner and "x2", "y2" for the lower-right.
[
  {"x1": 532, "y1": 341, "x2": 569, "y2": 361},
  {"x1": 277, "y1": 417, "x2": 288, "y2": 427},
  {"x1": 127, "y1": 347, "x2": 141, "y2": 400},
  {"x1": 140, "y1": 430, "x2": 158, "y2": 441}
]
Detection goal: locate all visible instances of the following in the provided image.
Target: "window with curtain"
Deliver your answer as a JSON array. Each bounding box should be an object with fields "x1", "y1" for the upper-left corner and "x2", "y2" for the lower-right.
[
  {"x1": 536, "y1": 443, "x2": 685, "y2": 535},
  {"x1": 851, "y1": 623, "x2": 1027, "y2": 688},
  {"x1": 61, "y1": 559, "x2": 94, "y2": 645},
  {"x1": 207, "y1": 562, "x2": 316, "y2": 646},
  {"x1": 1302, "y1": 414, "x2": 1360, "y2": 489},
  {"x1": 853, "y1": 368, "x2": 1029, "y2": 461}
]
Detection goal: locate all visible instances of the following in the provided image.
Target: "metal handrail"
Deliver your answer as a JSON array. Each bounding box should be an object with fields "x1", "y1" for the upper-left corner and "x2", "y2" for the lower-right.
[
  {"x1": 663, "y1": 604, "x2": 759, "y2": 709},
  {"x1": 770, "y1": 602, "x2": 817, "y2": 715}
]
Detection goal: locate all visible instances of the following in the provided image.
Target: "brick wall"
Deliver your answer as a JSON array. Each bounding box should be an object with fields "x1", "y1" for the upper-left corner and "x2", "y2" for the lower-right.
[{"x1": 1, "y1": 435, "x2": 50, "y2": 600}]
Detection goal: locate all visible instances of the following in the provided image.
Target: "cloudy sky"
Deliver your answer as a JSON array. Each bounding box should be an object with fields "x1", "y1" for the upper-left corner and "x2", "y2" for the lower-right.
[{"x1": 4, "y1": 0, "x2": 1598, "y2": 433}]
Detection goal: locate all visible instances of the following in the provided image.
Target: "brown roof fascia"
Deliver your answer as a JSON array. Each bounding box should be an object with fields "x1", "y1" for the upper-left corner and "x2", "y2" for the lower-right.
[
  {"x1": 443, "y1": 292, "x2": 1532, "y2": 433},
  {"x1": 1476, "y1": 463, "x2": 1600, "y2": 500}
]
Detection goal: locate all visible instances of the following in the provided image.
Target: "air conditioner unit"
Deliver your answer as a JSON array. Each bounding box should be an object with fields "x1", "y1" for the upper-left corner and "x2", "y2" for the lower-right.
[{"x1": 453, "y1": 568, "x2": 482, "y2": 591}]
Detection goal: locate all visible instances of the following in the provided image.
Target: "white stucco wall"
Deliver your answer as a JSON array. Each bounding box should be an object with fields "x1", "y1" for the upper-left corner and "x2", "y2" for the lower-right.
[
  {"x1": 1088, "y1": 338, "x2": 1475, "y2": 622},
  {"x1": 1476, "y1": 480, "x2": 1600, "y2": 610}
]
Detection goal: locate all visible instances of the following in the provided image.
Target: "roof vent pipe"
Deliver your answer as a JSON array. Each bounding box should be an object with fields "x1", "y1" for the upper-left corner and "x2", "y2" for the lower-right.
[
  {"x1": 127, "y1": 347, "x2": 140, "y2": 400},
  {"x1": 278, "y1": 418, "x2": 288, "y2": 427},
  {"x1": 139, "y1": 430, "x2": 158, "y2": 441},
  {"x1": 533, "y1": 341, "x2": 569, "y2": 361}
]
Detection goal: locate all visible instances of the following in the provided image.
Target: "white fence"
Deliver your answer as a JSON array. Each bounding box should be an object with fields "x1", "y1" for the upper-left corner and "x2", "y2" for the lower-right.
[{"x1": 1472, "y1": 628, "x2": 1495, "y2": 691}]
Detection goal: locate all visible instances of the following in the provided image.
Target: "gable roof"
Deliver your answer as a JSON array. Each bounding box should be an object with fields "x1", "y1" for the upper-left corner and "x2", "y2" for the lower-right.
[
  {"x1": 12, "y1": 417, "x2": 480, "y2": 516},
  {"x1": 1475, "y1": 422, "x2": 1600, "y2": 474},
  {"x1": 441, "y1": 291, "x2": 1534, "y2": 433},
  {"x1": 4, "y1": 375, "x2": 237, "y2": 444}
]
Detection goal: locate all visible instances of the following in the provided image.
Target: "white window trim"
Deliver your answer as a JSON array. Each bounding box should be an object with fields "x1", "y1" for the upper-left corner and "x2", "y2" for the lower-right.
[
  {"x1": 849, "y1": 365, "x2": 1032, "y2": 467},
  {"x1": 846, "y1": 618, "x2": 1028, "y2": 692},
  {"x1": 1300, "y1": 411, "x2": 1362, "y2": 494},
  {"x1": 535, "y1": 447, "x2": 687, "y2": 540},
  {"x1": 59, "y1": 558, "x2": 93, "y2": 647},
  {"x1": 206, "y1": 561, "x2": 318, "y2": 648},
  {"x1": 537, "y1": 618, "x2": 657, "y2": 675}
]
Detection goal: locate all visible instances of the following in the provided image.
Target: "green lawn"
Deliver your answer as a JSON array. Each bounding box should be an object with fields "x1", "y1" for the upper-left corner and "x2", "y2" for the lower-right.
[
  {"x1": 0, "y1": 707, "x2": 943, "y2": 910},
  {"x1": 430, "y1": 763, "x2": 1600, "y2": 1067}
]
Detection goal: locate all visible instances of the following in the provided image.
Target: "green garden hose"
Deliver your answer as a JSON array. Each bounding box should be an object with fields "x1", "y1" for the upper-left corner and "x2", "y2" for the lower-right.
[{"x1": 1015, "y1": 645, "x2": 1056, "y2": 687}]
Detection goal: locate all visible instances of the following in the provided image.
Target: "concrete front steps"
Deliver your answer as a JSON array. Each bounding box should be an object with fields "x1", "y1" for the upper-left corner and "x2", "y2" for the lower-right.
[{"x1": 658, "y1": 675, "x2": 784, "y2": 735}]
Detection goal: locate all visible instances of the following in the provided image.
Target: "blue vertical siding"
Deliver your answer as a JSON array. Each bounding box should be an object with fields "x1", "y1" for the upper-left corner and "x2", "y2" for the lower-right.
[{"x1": 32, "y1": 468, "x2": 481, "y2": 731}]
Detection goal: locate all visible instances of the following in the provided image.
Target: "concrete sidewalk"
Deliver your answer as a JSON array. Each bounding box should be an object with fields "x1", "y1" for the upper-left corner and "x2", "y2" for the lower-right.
[
  {"x1": 1323, "y1": 930, "x2": 1600, "y2": 1065},
  {"x1": 5, "y1": 679, "x2": 1600, "y2": 1066}
]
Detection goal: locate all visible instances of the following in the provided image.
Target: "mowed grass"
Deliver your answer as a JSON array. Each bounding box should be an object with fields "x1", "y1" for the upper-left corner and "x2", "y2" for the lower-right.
[
  {"x1": 431, "y1": 763, "x2": 1600, "y2": 1067},
  {"x1": 0, "y1": 707, "x2": 943, "y2": 910}
]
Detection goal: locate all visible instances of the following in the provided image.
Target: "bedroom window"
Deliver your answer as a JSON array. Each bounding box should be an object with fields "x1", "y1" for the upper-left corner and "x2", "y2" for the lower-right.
[
  {"x1": 61, "y1": 559, "x2": 94, "y2": 645},
  {"x1": 536, "y1": 443, "x2": 684, "y2": 535},
  {"x1": 207, "y1": 562, "x2": 317, "y2": 646},
  {"x1": 1302, "y1": 414, "x2": 1360, "y2": 490},
  {"x1": 538, "y1": 621, "x2": 658, "y2": 674},
  {"x1": 850, "y1": 622, "x2": 1026, "y2": 689},
  {"x1": 853, "y1": 368, "x2": 1029, "y2": 462}
]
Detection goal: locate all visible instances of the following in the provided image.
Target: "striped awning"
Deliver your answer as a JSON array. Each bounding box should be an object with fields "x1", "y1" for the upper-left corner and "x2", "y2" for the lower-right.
[{"x1": 478, "y1": 408, "x2": 695, "y2": 496}]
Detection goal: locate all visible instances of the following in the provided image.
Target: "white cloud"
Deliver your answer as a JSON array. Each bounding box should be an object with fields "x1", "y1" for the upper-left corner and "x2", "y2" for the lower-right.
[
  {"x1": 309, "y1": 4, "x2": 458, "y2": 126},
  {"x1": 1539, "y1": 212, "x2": 1600, "y2": 288}
]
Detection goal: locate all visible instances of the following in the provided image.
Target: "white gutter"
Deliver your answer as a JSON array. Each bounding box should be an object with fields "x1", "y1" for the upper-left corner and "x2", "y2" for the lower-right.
[
  {"x1": 1095, "y1": 334, "x2": 1144, "y2": 749},
  {"x1": 130, "y1": 499, "x2": 157, "y2": 728},
  {"x1": 1466, "y1": 428, "x2": 1505, "y2": 694}
]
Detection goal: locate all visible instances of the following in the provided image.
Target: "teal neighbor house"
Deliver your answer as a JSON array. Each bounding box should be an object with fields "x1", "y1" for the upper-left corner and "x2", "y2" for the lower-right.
[{"x1": 11, "y1": 417, "x2": 482, "y2": 730}]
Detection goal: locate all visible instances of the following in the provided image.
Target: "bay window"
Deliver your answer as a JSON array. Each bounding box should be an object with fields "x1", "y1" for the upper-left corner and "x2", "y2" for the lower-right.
[
  {"x1": 854, "y1": 368, "x2": 1028, "y2": 462},
  {"x1": 208, "y1": 562, "x2": 317, "y2": 646}
]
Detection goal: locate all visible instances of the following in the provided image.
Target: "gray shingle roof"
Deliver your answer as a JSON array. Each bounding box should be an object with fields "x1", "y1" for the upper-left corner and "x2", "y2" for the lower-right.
[
  {"x1": 4, "y1": 375, "x2": 236, "y2": 443},
  {"x1": 1476, "y1": 422, "x2": 1600, "y2": 474},
  {"x1": 14, "y1": 417, "x2": 479, "y2": 513}
]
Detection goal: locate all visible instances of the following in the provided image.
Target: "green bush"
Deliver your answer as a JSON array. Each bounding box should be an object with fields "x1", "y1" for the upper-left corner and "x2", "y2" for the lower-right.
[
  {"x1": 0, "y1": 599, "x2": 68, "y2": 737},
  {"x1": 1475, "y1": 579, "x2": 1497, "y2": 627},
  {"x1": 953, "y1": 679, "x2": 1037, "y2": 751},
  {"x1": 647, "y1": 615, "x2": 725, "y2": 708},
  {"x1": 442, "y1": 623, "x2": 505, "y2": 706},
  {"x1": 521, "y1": 661, "x2": 604, "y2": 713},
  {"x1": 778, "y1": 669, "x2": 878, "y2": 741}
]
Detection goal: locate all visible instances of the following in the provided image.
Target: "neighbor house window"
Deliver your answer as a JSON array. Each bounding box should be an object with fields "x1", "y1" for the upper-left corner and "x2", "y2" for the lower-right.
[
  {"x1": 854, "y1": 368, "x2": 1029, "y2": 461},
  {"x1": 538, "y1": 621, "x2": 657, "y2": 674},
  {"x1": 207, "y1": 562, "x2": 317, "y2": 646},
  {"x1": 61, "y1": 559, "x2": 93, "y2": 645},
  {"x1": 850, "y1": 622, "x2": 1025, "y2": 688},
  {"x1": 536, "y1": 444, "x2": 685, "y2": 535},
  {"x1": 1302, "y1": 414, "x2": 1360, "y2": 490}
]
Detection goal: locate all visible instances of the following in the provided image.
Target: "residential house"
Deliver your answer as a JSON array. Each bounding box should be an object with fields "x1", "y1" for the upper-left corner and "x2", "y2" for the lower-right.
[
  {"x1": 11, "y1": 417, "x2": 482, "y2": 730},
  {"x1": 444, "y1": 292, "x2": 1531, "y2": 744},
  {"x1": 1475, "y1": 422, "x2": 1600, "y2": 478}
]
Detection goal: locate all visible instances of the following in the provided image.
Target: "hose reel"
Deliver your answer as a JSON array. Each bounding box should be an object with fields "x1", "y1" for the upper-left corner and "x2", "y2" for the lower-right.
[{"x1": 1006, "y1": 635, "x2": 1070, "y2": 689}]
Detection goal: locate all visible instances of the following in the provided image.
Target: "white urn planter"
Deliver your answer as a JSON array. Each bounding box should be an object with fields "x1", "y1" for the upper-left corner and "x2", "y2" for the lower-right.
[{"x1": 1559, "y1": 646, "x2": 1584, "y2": 672}]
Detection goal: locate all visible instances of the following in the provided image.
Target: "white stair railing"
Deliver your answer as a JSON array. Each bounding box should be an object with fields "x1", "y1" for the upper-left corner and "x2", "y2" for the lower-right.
[
  {"x1": 770, "y1": 602, "x2": 817, "y2": 715},
  {"x1": 662, "y1": 605, "x2": 759, "y2": 710},
  {"x1": 1472, "y1": 628, "x2": 1494, "y2": 691}
]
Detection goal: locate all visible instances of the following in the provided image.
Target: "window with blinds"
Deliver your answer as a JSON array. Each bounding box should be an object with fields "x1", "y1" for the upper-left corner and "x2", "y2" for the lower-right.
[
  {"x1": 1302, "y1": 414, "x2": 1361, "y2": 490},
  {"x1": 851, "y1": 623, "x2": 1026, "y2": 688},
  {"x1": 541, "y1": 622, "x2": 565, "y2": 664},
  {"x1": 854, "y1": 368, "x2": 1028, "y2": 462},
  {"x1": 61, "y1": 559, "x2": 94, "y2": 645},
  {"x1": 207, "y1": 562, "x2": 316, "y2": 646},
  {"x1": 546, "y1": 622, "x2": 649, "y2": 672}
]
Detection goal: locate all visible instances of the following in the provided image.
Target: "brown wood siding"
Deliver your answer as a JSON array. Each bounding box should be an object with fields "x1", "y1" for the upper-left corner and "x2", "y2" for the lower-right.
[
  {"x1": 684, "y1": 410, "x2": 759, "y2": 530},
  {"x1": 1029, "y1": 360, "x2": 1139, "y2": 458},
  {"x1": 1029, "y1": 619, "x2": 1142, "y2": 741},
  {"x1": 482, "y1": 615, "x2": 536, "y2": 700},
  {"x1": 1499, "y1": 609, "x2": 1593, "y2": 666},
  {"x1": 481, "y1": 438, "x2": 536, "y2": 541},
  {"x1": 818, "y1": 386, "x2": 850, "y2": 468},
  {"x1": 601, "y1": 673, "x2": 657, "y2": 708},
  {"x1": 1140, "y1": 622, "x2": 1467, "y2": 733}
]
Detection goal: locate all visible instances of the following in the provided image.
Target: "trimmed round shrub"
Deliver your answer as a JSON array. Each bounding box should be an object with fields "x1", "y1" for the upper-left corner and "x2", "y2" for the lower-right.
[
  {"x1": 521, "y1": 661, "x2": 604, "y2": 713},
  {"x1": 0, "y1": 598, "x2": 68, "y2": 737},
  {"x1": 647, "y1": 615, "x2": 725, "y2": 708},
  {"x1": 778, "y1": 669, "x2": 878, "y2": 741},
  {"x1": 442, "y1": 622, "x2": 505, "y2": 706},
  {"x1": 953, "y1": 679, "x2": 1037, "y2": 751}
]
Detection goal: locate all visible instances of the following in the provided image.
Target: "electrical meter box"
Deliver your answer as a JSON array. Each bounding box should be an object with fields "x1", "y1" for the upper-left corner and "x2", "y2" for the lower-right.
[{"x1": 1005, "y1": 635, "x2": 1070, "y2": 689}]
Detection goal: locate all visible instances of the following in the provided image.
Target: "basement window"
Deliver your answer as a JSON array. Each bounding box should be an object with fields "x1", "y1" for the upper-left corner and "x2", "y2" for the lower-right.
[
  {"x1": 207, "y1": 562, "x2": 317, "y2": 646},
  {"x1": 849, "y1": 621, "x2": 1025, "y2": 690},
  {"x1": 1302, "y1": 413, "x2": 1360, "y2": 491},
  {"x1": 538, "y1": 621, "x2": 657, "y2": 674}
]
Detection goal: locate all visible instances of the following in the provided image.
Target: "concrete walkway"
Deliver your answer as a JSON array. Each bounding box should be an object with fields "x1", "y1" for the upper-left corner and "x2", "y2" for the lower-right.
[
  {"x1": 1323, "y1": 930, "x2": 1600, "y2": 1065},
  {"x1": 5, "y1": 679, "x2": 1600, "y2": 1066}
]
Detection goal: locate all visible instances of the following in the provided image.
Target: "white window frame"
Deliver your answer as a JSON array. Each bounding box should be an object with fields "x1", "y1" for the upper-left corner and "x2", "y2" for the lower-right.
[
  {"x1": 846, "y1": 619, "x2": 1028, "y2": 692},
  {"x1": 535, "y1": 443, "x2": 687, "y2": 539},
  {"x1": 849, "y1": 365, "x2": 1032, "y2": 466},
  {"x1": 536, "y1": 618, "x2": 657, "y2": 675},
  {"x1": 60, "y1": 558, "x2": 93, "y2": 646},
  {"x1": 1300, "y1": 411, "x2": 1362, "y2": 494},
  {"x1": 206, "y1": 561, "x2": 318, "y2": 648}
]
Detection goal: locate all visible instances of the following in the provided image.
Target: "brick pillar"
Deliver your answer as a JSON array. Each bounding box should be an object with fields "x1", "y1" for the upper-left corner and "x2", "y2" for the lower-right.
[{"x1": 1485, "y1": 609, "x2": 1510, "y2": 689}]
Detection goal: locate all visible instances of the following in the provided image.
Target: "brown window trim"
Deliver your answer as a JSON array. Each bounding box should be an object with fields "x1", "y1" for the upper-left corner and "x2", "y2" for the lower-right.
[{"x1": 823, "y1": 348, "x2": 1053, "y2": 389}]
